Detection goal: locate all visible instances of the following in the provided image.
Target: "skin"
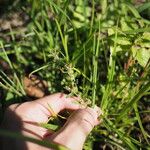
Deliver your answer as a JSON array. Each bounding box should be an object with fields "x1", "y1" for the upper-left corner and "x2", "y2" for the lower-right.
[{"x1": 1, "y1": 93, "x2": 101, "y2": 150}]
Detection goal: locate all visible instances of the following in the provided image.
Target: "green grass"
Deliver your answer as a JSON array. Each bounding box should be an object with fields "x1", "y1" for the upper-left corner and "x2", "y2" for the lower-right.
[{"x1": 0, "y1": 0, "x2": 150, "y2": 149}]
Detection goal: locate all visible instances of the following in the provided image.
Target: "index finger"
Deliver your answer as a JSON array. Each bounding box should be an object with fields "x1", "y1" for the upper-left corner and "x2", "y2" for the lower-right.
[{"x1": 35, "y1": 93, "x2": 81, "y2": 116}]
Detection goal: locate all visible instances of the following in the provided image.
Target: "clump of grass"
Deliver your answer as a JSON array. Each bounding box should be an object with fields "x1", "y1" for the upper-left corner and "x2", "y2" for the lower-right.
[{"x1": 0, "y1": 0, "x2": 150, "y2": 149}]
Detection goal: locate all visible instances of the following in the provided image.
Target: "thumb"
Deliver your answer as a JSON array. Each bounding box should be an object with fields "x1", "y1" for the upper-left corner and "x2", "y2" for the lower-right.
[{"x1": 48, "y1": 107, "x2": 102, "y2": 150}]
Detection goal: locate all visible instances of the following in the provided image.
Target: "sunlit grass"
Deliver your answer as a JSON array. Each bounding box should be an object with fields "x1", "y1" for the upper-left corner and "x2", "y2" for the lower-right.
[{"x1": 0, "y1": 0, "x2": 150, "y2": 149}]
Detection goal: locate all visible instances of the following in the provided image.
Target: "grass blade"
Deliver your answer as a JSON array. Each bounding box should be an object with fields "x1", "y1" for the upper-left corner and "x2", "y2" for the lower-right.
[
  {"x1": 116, "y1": 81, "x2": 150, "y2": 122},
  {"x1": 0, "y1": 129, "x2": 68, "y2": 150}
]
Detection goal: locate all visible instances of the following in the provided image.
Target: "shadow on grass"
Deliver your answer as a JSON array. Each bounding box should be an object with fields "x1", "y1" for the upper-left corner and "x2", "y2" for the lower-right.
[
  {"x1": 0, "y1": 0, "x2": 15, "y2": 15},
  {"x1": 0, "y1": 0, "x2": 27, "y2": 15}
]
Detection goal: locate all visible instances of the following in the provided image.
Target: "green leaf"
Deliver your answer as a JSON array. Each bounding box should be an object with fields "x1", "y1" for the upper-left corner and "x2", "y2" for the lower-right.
[
  {"x1": 132, "y1": 46, "x2": 150, "y2": 67},
  {"x1": 142, "y1": 32, "x2": 150, "y2": 40},
  {"x1": 136, "y1": 48, "x2": 150, "y2": 67},
  {"x1": 123, "y1": 2, "x2": 141, "y2": 18},
  {"x1": 39, "y1": 123, "x2": 59, "y2": 130},
  {"x1": 111, "y1": 36, "x2": 131, "y2": 45},
  {"x1": 132, "y1": 32, "x2": 150, "y2": 67},
  {"x1": 137, "y1": 2, "x2": 150, "y2": 13},
  {"x1": 6, "y1": 92, "x2": 14, "y2": 101}
]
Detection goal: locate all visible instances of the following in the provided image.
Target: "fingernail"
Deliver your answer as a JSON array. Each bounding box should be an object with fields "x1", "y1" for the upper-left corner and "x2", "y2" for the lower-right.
[{"x1": 93, "y1": 106, "x2": 103, "y2": 116}]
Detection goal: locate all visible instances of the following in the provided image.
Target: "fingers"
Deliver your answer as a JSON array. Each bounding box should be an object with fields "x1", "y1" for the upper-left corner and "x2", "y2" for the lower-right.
[
  {"x1": 48, "y1": 107, "x2": 102, "y2": 150},
  {"x1": 93, "y1": 105, "x2": 103, "y2": 125},
  {"x1": 68, "y1": 107, "x2": 102, "y2": 131},
  {"x1": 63, "y1": 96, "x2": 81, "y2": 110},
  {"x1": 35, "y1": 93, "x2": 81, "y2": 115},
  {"x1": 7, "y1": 103, "x2": 21, "y2": 111}
]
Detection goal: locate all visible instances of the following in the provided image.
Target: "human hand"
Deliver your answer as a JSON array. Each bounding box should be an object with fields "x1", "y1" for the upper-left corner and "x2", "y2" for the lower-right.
[
  {"x1": 1, "y1": 93, "x2": 101, "y2": 150},
  {"x1": 49, "y1": 105, "x2": 101, "y2": 150}
]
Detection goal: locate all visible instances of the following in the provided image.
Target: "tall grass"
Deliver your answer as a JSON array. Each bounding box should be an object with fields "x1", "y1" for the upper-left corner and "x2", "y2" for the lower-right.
[{"x1": 0, "y1": 0, "x2": 150, "y2": 149}]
